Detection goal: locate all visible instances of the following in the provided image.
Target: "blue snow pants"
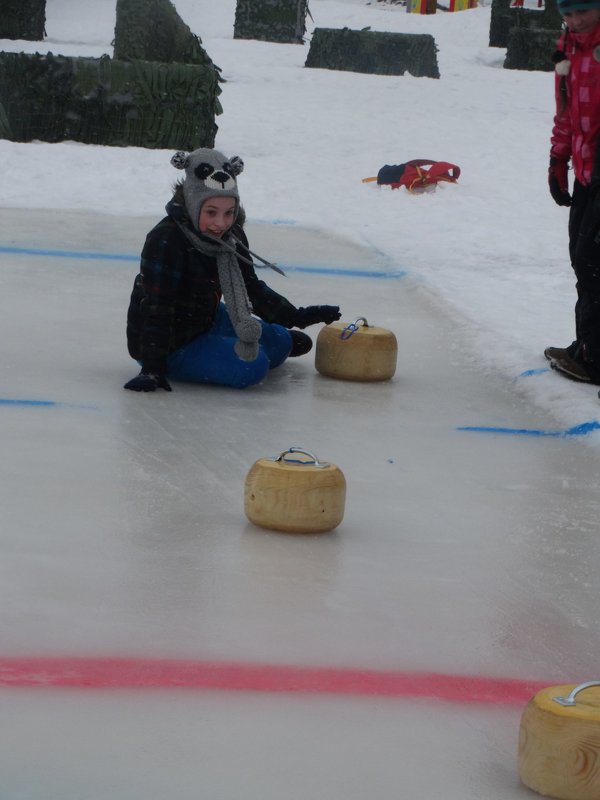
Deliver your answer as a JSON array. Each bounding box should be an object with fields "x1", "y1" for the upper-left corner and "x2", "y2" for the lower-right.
[{"x1": 166, "y1": 303, "x2": 292, "y2": 389}]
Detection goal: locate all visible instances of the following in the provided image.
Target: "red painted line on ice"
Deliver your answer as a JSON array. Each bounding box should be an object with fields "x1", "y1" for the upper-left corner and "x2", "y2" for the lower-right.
[{"x1": 0, "y1": 658, "x2": 549, "y2": 704}]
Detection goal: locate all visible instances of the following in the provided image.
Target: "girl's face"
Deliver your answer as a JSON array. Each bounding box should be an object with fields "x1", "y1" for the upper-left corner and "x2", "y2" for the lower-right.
[
  {"x1": 563, "y1": 8, "x2": 600, "y2": 32},
  {"x1": 198, "y1": 197, "x2": 237, "y2": 238}
]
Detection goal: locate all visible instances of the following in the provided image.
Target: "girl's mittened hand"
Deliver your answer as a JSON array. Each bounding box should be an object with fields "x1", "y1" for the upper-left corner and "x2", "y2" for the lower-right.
[
  {"x1": 124, "y1": 371, "x2": 172, "y2": 392},
  {"x1": 295, "y1": 305, "x2": 341, "y2": 328},
  {"x1": 548, "y1": 157, "x2": 572, "y2": 207}
]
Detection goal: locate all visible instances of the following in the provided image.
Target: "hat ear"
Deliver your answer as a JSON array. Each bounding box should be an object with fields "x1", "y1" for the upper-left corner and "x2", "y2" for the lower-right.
[
  {"x1": 171, "y1": 151, "x2": 189, "y2": 170},
  {"x1": 229, "y1": 155, "x2": 244, "y2": 176}
]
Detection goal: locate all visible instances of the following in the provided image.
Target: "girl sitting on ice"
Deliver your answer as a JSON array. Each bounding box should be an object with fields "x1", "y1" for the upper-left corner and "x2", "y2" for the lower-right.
[{"x1": 124, "y1": 148, "x2": 341, "y2": 392}]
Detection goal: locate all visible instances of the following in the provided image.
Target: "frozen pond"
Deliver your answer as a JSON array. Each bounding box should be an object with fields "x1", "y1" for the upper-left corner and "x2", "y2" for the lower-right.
[{"x1": 1, "y1": 208, "x2": 598, "y2": 798}]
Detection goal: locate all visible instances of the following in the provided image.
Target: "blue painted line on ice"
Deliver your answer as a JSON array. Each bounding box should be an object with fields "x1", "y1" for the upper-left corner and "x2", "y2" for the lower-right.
[
  {"x1": 0, "y1": 245, "x2": 137, "y2": 262},
  {"x1": 0, "y1": 244, "x2": 405, "y2": 279},
  {"x1": 0, "y1": 398, "x2": 98, "y2": 410},
  {"x1": 516, "y1": 367, "x2": 550, "y2": 378},
  {"x1": 253, "y1": 218, "x2": 297, "y2": 226},
  {"x1": 282, "y1": 265, "x2": 406, "y2": 279},
  {"x1": 457, "y1": 420, "x2": 600, "y2": 438},
  {"x1": 0, "y1": 398, "x2": 57, "y2": 407}
]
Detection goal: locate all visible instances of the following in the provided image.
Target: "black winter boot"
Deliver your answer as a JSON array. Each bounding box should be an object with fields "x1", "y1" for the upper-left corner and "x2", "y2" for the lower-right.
[
  {"x1": 289, "y1": 330, "x2": 313, "y2": 357},
  {"x1": 544, "y1": 341, "x2": 578, "y2": 361},
  {"x1": 550, "y1": 349, "x2": 600, "y2": 385}
]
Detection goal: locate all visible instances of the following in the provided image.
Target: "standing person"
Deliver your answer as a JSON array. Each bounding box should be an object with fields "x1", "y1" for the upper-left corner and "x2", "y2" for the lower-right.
[
  {"x1": 124, "y1": 148, "x2": 341, "y2": 392},
  {"x1": 545, "y1": 0, "x2": 600, "y2": 388}
]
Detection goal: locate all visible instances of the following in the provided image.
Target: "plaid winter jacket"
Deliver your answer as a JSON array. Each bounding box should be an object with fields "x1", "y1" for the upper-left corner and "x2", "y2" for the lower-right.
[
  {"x1": 126, "y1": 200, "x2": 300, "y2": 376},
  {"x1": 551, "y1": 26, "x2": 600, "y2": 185}
]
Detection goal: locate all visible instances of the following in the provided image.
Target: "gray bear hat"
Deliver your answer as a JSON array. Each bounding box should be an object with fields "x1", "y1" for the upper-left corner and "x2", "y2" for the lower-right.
[{"x1": 171, "y1": 148, "x2": 244, "y2": 232}]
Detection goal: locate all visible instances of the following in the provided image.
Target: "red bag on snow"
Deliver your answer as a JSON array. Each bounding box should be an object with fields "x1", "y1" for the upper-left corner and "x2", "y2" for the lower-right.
[{"x1": 363, "y1": 159, "x2": 461, "y2": 192}]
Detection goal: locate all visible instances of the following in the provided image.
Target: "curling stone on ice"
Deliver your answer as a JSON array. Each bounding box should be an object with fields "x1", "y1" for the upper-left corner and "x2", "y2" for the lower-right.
[
  {"x1": 315, "y1": 316, "x2": 397, "y2": 382},
  {"x1": 518, "y1": 681, "x2": 600, "y2": 800},
  {"x1": 244, "y1": 447, "x2": 346, "y2": 534}
]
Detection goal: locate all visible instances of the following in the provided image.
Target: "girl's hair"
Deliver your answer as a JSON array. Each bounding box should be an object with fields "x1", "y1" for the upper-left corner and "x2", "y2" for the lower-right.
[{"x1": 172, "y1": 179, "x2": 185, "y2": 201}]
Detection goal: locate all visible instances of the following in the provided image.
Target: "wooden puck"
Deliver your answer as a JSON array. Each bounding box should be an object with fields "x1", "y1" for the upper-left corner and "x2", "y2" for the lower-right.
[
  {"x1": 244, "y1": 448, "x2": 346, "y2": 534},
  {"x1": 315, "y1": 317, "x2": 397, "y2": 382}
]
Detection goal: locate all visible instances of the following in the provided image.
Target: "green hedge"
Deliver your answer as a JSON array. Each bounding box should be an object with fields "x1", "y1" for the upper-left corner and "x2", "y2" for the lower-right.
[
  {"x1": 504, "y1": 27, "x2": 559, "y2": 71},
  {"x1": 305, "y1": 28, "x2": 440, "y2": 79},
  {"x1": 0, "y1": 0, "x2": 45, "y2": 41},
  {"x1": 114, "y1": 0, "x2": 216, "y2": 69},
  {"x1": 0, "y1": 52, "x2": 219, "y2": 150},
  {"x1": 234, "y1": 0, "x2": 309, "y2": 43},
  {"x1": 489, "y1": 0, "x2": 561, "y2": 48}
]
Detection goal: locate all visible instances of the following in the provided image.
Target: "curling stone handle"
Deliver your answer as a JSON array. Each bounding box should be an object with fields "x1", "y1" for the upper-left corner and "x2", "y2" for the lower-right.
[
  {"x1": 340, "y1": 317, "x2": 370, "y2": 340},
  {"x1": 271, "y1": 447, "x2": 330, "y2": 469},
  {"x1": 552, "y1": 681, "x2": 600, "y2": 706}
]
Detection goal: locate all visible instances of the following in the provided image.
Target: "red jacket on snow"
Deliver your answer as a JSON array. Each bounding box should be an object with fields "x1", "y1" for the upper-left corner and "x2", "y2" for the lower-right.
[{"x1": 551, "y1": 25, "x2": 600, "y2": 185}]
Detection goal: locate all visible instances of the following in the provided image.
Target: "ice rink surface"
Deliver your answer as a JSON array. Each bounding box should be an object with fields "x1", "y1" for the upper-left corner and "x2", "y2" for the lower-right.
[{"x1": 1, "y1": 208, "x2": 599, "y2": 798}]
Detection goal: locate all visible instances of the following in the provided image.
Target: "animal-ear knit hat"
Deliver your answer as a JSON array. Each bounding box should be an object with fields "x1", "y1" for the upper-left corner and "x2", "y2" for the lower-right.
[
  {"x1": 170, "y1": 148, "x2": 263, "y2": 362},
  {"x1": 171, "y1": 148, "x2": 244, "y2": 232}
]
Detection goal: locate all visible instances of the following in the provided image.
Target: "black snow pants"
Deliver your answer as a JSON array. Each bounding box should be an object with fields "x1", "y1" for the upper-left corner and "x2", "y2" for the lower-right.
[{"x1": 568, "y1": 179, "x2": 600, "y2": 366}]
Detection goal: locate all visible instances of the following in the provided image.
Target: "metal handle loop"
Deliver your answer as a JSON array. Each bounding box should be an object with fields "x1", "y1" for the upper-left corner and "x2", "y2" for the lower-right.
[
  {"x1": 340, "y1": 316, "x2": 369, "y2": 340},
  {"x1": 271, "y1": 446, "x2": 329, "y2": 468},
  {"x1": 552, "y1": 681, "x2": 600, "y2": 706}
]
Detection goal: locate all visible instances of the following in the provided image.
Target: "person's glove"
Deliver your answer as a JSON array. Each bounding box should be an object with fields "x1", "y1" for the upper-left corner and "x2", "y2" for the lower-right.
[
  {"x1": 548, "y1": 157, "x2": 572, "y2": 207},
  {"x1": 124, "y1": 371, "x2": 172, "y2": 392},
  {"x1": 294, "y1": 305, "x2": 341, "y2": 329}
]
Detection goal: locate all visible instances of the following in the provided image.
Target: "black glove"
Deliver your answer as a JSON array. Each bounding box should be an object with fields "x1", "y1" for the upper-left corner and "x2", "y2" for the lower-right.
[
  {"x1": 124, "y1": 371, "x2": 172, "y2": 392},
  {"x1": 548, "y1": 156, "x2": 572, "y2": 207},
  {"x1": 294, "y1": 305, "x2": 341, "y2": 329}
]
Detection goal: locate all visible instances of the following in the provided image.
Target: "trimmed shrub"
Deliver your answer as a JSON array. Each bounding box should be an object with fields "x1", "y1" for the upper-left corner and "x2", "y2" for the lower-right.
[
  {"x1": 490, "y1": 0, "x2": 561, "y2": 48},
  {"x1": 234, "y1": 0, "x2": 309, "y2": 44},
  {"x1": 114, "y1": 0, "x2": 216, "y2": 69},
  {"x1": 0, "y1": 51, "x2": 219, "y2": 150},
  {"x1": 504, "y1": 26, "x2": 559, "y2": 70},
  {"x1": 0, "y1": 0, "x2": 45, "y2": 41},
  {"x1": 305, "y1": 27, "x2": 440, "y2": 79}
]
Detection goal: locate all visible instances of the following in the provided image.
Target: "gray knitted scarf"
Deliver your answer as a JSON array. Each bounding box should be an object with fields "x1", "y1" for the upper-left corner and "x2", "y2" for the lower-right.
[{"x1": 176, "y1": 223, "x2": 264, "y2": 362}]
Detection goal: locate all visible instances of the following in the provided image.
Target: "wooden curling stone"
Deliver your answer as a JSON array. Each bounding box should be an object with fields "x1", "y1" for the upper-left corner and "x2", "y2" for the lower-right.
[
  {"x1": 315, "y1": 316, "x2": 397, "y2": 382},
  {"x1": 518, "y1": 681, "x2": 600, "y2": 800},
  {"x1": 244, "y1": 447, "x2": 346, "y2": 534}
]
